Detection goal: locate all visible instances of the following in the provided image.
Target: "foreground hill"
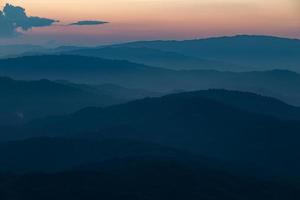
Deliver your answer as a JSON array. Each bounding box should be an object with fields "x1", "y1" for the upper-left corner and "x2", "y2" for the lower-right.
[
  {"x1": 1, "y1": 55, "x2": 300, "y2": 105},
  {"x1": 0, "y1": 157, "x2": 299, "y2": 200},
  {"x1": 6, "y1": 90, "x2": 300, "y2": 177},
  {"x1": 0, "y1": 137, "x2": 195, "y2": 173},
  {"x1": 117, "y1": 35, "x2": 300, "y2": 72}
]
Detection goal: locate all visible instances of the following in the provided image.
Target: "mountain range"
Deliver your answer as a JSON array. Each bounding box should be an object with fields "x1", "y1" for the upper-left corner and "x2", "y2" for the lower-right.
[
  {"x1": 111, "y1": 35, "x2": 300, "y2": 71},
  {"x1": 1, "y1": 55, "x2": 300, "y2": 106},
  {"x1": 0, "y1": 77, "x2": 157, "y2": 125},
  {"x1": 0, "y1": 45, "x2": 46, "y2": 58},
  {"x1": 66, "y1": 46, "x2": 240, "y2": 70},
  {"x1": 5, "y1": 35, "x2": 300, "y2": 72},
  {"x1": 3, "y1": 89, "x2": 300, "y2": 178},
  {"x1": 1, "y1": 35, "x2": 300, "y2": 199}
]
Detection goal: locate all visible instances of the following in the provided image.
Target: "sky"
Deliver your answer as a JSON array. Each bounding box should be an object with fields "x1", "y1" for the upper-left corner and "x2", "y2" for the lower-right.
[{"x1": 0, "y1": 0, "x2": 299, "y2": 46}]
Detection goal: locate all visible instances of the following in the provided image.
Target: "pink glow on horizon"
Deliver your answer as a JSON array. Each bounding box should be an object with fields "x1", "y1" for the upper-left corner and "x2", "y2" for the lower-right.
[{"x1": 0, "y1": 0, "x2": 299, "y2": 45}]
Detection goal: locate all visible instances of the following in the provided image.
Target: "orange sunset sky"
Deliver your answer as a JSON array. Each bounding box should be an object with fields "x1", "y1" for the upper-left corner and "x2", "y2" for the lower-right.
[{"x1": 1, "y1": 0, "x2": 299, "y2": 46}]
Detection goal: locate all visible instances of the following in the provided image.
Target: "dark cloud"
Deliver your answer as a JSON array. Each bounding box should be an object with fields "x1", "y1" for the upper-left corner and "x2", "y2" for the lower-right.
[
  {"x1": 0, "y1": 10, "x2": 15, "y2": 37},
  {"x1": 0, "y1": 4, "x2": 57, "y2": 37},
  {"x1": 70, "y1": 20, "x2": 108, "y2": 26}
]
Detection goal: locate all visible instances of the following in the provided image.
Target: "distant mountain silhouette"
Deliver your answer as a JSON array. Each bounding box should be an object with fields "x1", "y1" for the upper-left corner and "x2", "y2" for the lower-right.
[
  {"x1": 6, "y1": 90, "x2": 300, "y2": 177},
  {"x1": 56, "y1": 80, "x2": 161, "y2": 102},
  {"x1": 116, "y1": 35, "x2": 300, "y2": 72},
  {"x1": 0, "y1": 44, "x2": 46, "y2": 58},
  {"x1": 52, "y1": 45, "x2": 85, "y2": 52},
  {"x1": 0, "y1": 55, "x2": 168, "y2": 84},
  {"x1": 1, "y1": 55, "x2": 300, "y2": 105},
  {"x1": 185, "y1": 89, "x2": 300, "y2": 120},
  {"x1": 0, "y1": 77, "x2": 141, "y2": 125},
  {"x1": 7, "y1": 35, "x2": 300, "y2": 71},
  {"x1": 66, "y1": 46, "x2": 239, "y2": 70}
]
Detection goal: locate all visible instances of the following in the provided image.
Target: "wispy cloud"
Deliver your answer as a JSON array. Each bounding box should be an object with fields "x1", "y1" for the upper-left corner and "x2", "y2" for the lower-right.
[
  {"x1": 70, "y1": 20, "x2": 109, "y2": 26},
  {"x1": 0, "y1": 4, "x2": 58, "y2": 38}
]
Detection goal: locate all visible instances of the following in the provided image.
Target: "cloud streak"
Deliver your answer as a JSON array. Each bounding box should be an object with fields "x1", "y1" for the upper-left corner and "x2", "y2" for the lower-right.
[
  {"x1": 70, "y1": 20, "x2": 109, "y2": 26},
  {"x1": 0, "y1": 4, "x2": 57, "y2": 37}
]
